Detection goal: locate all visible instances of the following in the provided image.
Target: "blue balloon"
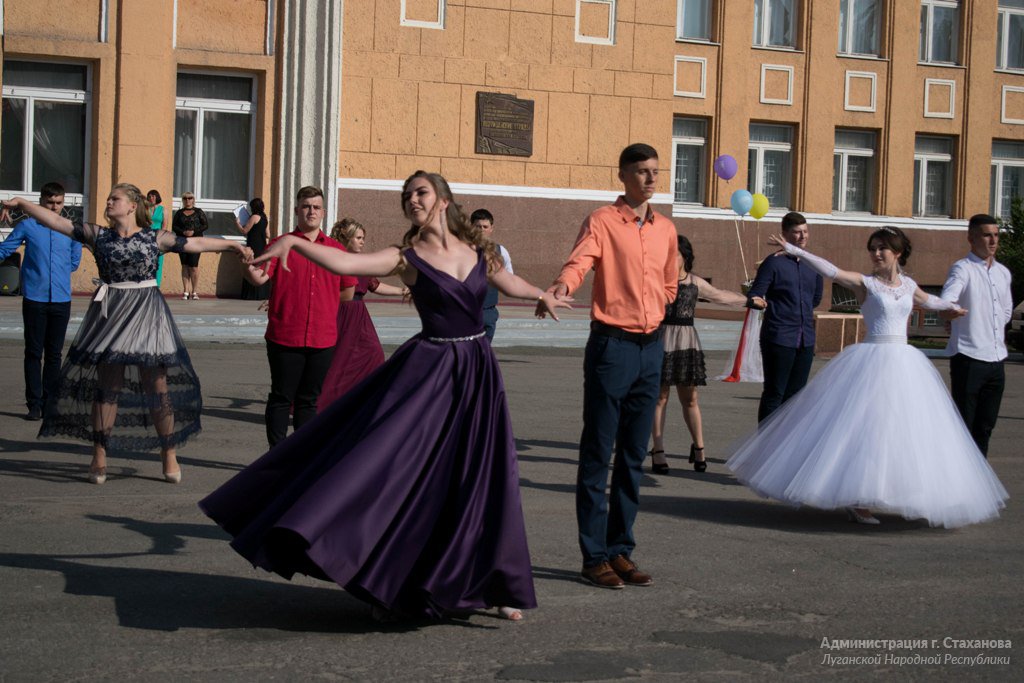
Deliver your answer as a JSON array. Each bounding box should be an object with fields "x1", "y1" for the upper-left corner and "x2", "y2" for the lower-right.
[{"x1": 730, "y1": 190, "x2": 753, "y2": 216}]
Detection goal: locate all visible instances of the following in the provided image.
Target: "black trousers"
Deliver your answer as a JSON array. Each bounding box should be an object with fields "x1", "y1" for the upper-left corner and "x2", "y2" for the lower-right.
[
  {"x1": 950, "y1": 353, "x2": 1005, "y2": 458},
  {"x1": 23, "y1": 298, "x2": 72, "y2": 413},
  {"x1": 758, "y1": 340, "x2": 814, "y2": 422},
  {"x1": 265, "y1": 340, "x2": 333, "y2": 446}
]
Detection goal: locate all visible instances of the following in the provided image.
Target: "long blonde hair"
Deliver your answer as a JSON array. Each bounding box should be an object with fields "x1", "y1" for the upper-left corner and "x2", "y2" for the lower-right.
[
  {"x1": 111, "y1": 183, "x2": 152, "y2": 228},
  {"x1": 399, "y1": 171, "x2": 502, "y2": 273}
]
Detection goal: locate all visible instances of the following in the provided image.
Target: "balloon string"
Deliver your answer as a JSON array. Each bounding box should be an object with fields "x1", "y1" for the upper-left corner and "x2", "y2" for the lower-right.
[{"x1": 734, "y1": 217, "x2": 749, "y2": 283}]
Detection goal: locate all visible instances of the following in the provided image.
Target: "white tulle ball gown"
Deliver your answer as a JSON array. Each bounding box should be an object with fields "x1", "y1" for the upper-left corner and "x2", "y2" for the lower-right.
[{"x1": 727, "y1": 275, "x2": 1008, "y2": 528}]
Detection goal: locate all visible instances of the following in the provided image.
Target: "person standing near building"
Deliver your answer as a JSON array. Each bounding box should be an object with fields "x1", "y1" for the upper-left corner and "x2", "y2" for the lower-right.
[
  {"x1": 172, "y1": 192, "x2": 207, "y2": 300},
  {"x1": 470, "y1": 209, "x2": 513, "y2": 341},
  {"x1": 543, "y1": 143, "x2": 678, "y2": 589},
  {"x1": 746, "y1": 212, "x2": 823, "y2": 422},
  {"x1": 941, "y1": 214, "x2": 1014, "y2": 458},
  {"x1": 240, "y1": 186, "x2": 357, "y2": 446},
  {"x1": 147, "y1": 190, "x2": 167, "y2": 288},
  {"x1": 0, "y1": 182, "x2": 82, "y2": 421}
]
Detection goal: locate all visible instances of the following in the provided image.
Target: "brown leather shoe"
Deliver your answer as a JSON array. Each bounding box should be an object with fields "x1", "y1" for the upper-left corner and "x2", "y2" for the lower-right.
[
  {"x1": 580, "y1": 561, "x2": 625, "y2": 589},
  {"x1": 609, "y1": 554, "x2": 653, "y2": 586}
]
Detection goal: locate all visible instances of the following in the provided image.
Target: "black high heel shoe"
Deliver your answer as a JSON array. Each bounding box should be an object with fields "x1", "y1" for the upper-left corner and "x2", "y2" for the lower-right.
[
  {"x1": 649, "y1": 449, "x2": 669, "y2": 474},
  {"x1": 690, "y1": 445, "x2": 707, "y2": 473}
]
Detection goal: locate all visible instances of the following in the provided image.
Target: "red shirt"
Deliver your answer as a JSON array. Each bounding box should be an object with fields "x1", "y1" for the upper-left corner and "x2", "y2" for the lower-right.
[{"x1": 264, "y1": 229, "x2": 358, "y2": 349}]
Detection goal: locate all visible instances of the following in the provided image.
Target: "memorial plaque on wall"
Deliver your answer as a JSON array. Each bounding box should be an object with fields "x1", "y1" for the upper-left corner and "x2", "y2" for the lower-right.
[{"x1": 475, "y1": 92, "x2": 534, "y2": 157}]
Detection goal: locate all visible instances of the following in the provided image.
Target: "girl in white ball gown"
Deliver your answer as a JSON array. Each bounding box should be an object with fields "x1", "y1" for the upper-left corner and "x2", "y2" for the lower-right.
[{"x1": 727, "y1": 226, "x2": 1008, "y2": 527}]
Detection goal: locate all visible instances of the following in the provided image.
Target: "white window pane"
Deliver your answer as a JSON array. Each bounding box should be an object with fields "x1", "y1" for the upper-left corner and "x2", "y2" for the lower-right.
[
  {"x1": 915, "y1": 136, "x2": 951, "y2": 155},
  {"x1": 173, "y1": 110, "x2": 197, "y2": 196},
  {"x1": 1000, "y1": 166, "x2": 1024, "y2": 219},
  {"x1": 674, "y1": 143, "x2": 703, "y2": 203},
  {"x1": 913, "y1": 159, "x2": 921, "y2": 214},
  {"x1": 833, "y1": 154, "x2": 841, "y2": 210},
  {"x1": 0, "y1": 98, "x2": 27, "y2": 190},
  {"x1": 762, "y1": 149, "x2": 791, "y2": 207},
  {"x1": 1001, "y1": 0, "x2": 1024, "y2": 9},
  {"x1": 200, "y1": 111, "x2": 251, "y2": 200},
  {"x1": 747, "y1": 148, "x2": 757, "y2": 191},
  {"x1": 2, "y1": 60, "x2": 87, "y2": 90},
  {"x1": 680, "y1": 0, "x2": 710, "y2": 40},
  {"x1": 769, "y1": 0, "x2": 795, "y2": 47},
  {"x1": 930, "y1": 6, "x2": 957, "y2": 62},
  {"x1": 991, "y1": 165, "x2": 999, "y2": 217},
  {"x1": 32, "y1": 101, "x2": 86, "y2": 194},
  {"x1": 919, "y1": 5, "x2": 928, "y2": 61},
  {"x1": 836, "y1": 130, "x2": 875, "y2": 149},
  {"x1": 177, "y1": 73, "x2": 253, "y2": 101},
  {"x1": 753, "y1": 0, "x2": 764, "y2": 44},
  {"x1": 924, "y1": 161, "x2": 950, "y2": 215},
  {"x1": 750, "y1": 124, "x2": 792, "y2": 144},
  {"x1": 852, "y1": 0, "x2": 880, "y2": 54},
  {"x1": 1009, "y1": 13, "x2": 1024, "y2": 69},
  {"x1": 673, "y1": 117, "x2": 706, "y2": 138},
  {"x1": 845, "y1": 155, "x2": 871, "y2": 211},
  {"x1": 994, "y1": 141, "x2": 1024, "y2": 159}
]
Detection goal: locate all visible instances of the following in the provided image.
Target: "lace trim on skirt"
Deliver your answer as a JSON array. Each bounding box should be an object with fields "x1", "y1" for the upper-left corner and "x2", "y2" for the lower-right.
[{"x1": 661, "y1": 348, "x2": 707, "y2": 387}]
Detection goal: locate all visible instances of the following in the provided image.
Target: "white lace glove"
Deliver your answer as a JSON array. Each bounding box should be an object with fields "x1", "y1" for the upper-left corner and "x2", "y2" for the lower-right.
[
  {"x1": 778, "y1": 242, "x2": 839, "y2": 279},
  {"x1": 919, "y1": 293, "x2": 960, "y2": 312}
]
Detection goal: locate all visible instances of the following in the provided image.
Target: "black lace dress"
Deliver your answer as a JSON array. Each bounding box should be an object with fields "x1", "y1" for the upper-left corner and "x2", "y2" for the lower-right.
[
  {"x1": 39, "y1": 222, "x2": 203, "y2": 451},
  {"x1": 660, "y1": 279, "x2": 706, "y2": 387}
]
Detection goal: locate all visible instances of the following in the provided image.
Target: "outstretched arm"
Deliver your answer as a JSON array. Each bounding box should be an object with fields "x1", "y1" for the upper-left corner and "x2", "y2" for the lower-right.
[
  {"x1": 180, "y1": 236, "x2": 252, "y2": 258},
  {"x1": 766, "y1": 234, "x2": 865, "y2": 292},
  {"x1": 252, "y1": 234, "x2": 403, "y2": 278},
  {"x1": 914, "y1": 286, "x2": 965, "y2": 315},
  {"x1": 691, "y1": 275, "x2": 760, "y2": 308},
  {"x1": 490, "y1": 267, "x2": 573, "y2": 321},
  {"x1": 0, "y1": 198, "x2": 74, "y2": 237}
]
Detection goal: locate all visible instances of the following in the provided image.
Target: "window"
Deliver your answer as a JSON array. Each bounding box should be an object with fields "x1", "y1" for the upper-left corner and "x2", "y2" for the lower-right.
[
  {"x1": 833, "y1": 130, "x2": 876, "y2": 213},
  {"x1": 0, "y1": 61, "x2": 89, "y2": 205},
  {"x1": 839, "y1": 0, "x2": 881, "y2": 56},
  {"x1": 913, "y1": 136, "x2": 954, "y2": 217},
  {"x1": 997, "y1": 0, "x2": 1024, "y2": 71},
  {"x1": 174, "y1": 72, "x2": 255, "y2": 236},
  {"x1": 991, "y1": 141, "x2": 1024, "y2": 220},
  {"x1": 919, "y1": 0, "x2": 959, "y2": 64},
  {"x1": 671, "y1": 118, "x2": 707, "y2": 204},
  {"x1": 576, "y1": 0, "x2": 616, "y2": 45},
  {"x1": 400, "y1": 0, "x2": 445, "y2": 30},
  {"x1": 753, "y1": 0, "x2": 797, "y2": 49},
  {"x1": 748, "y1": 124, "x2": 794, "y2": 209},
  {"x1": 677, "y1": 0, "x2": 711, "y2": 41}
]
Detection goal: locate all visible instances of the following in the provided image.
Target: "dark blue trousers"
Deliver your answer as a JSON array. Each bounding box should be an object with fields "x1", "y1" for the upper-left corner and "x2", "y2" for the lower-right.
[
  {"x1": 758, "y1": 340, "x2": 814, "y2": 422},
  {"x1": 950, "y1": 353, "x2": 1005, "y2": 458},
  {"x1": 576, "y1": 330, "x2": 662, "y2": 567},
  {"x1": 22, "y1": 298, "x2": 72, "y2": 414}
]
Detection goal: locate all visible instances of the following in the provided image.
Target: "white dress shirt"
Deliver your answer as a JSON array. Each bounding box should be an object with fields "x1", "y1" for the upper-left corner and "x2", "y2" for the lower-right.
[
  {"x1": 498, "y1": 244, "x2": 514, "y2": 275},
  {"x1": 941, "y1": 252, "x2": 1013, "y2": 362}
]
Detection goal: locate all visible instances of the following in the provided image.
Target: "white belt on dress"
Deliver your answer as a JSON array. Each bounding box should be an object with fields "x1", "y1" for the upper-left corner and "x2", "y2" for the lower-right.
[
  {"x1": 427, "y1": 330, "x2": 486, "y2": 343},
  {"x1": 862, "y1": 334, "x2": 906, "y2": 344},
  {"x1": 92, "y1": 278, "x2": 157, "y2": 318}
]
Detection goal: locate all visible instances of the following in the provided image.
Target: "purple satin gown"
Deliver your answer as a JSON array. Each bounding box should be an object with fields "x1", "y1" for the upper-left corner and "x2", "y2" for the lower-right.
[{"x1": 199, "y1": 248, "x2": 537, "y2": 618}]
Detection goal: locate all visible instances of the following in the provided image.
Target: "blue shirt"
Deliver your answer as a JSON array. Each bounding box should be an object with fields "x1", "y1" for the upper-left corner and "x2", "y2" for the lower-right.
[
  {"x1": 747, "y1": 252, "x2": 823, "y2": 348},
  {"x1": 0, "y1": 217, "x2": 82, "y2": 303}
]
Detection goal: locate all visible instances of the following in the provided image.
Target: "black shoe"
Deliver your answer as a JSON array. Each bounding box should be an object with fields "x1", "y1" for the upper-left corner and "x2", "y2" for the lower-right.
[
  {"x1": 690, "y1": 444, "x2": 707, "y2": 472},
  {"x1": 649, "y1": 449, "x2": 669, "y2": 474},
  {"x1": 25, "y1": 406, "x2": 42, "y2": 421}
]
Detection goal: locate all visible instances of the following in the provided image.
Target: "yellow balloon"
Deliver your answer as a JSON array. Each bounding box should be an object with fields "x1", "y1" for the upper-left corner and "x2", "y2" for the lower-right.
[{"x1": 750, "y1": 193, "x2": 770, "y2": 220}]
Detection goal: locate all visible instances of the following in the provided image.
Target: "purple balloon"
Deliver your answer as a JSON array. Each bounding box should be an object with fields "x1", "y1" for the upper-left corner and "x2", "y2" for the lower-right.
[{"x1": 713, "y1": 154, "x2": 738, "y2": 181}]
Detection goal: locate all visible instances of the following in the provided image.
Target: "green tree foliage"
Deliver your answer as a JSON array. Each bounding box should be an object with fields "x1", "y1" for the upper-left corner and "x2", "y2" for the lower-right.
[{"x1": 998, "y1": 196, "x2": 1024, "y2": 307}]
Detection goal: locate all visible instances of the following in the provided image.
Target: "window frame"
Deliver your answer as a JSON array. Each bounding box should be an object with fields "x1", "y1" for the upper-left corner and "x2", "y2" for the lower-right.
[
  {"x1": 748, "y1": 123, "x2": 795, "y2": 209},
  {"x1": 575, "y1": 0, "x2": 617, "y2": 46},
  {"x1": 919, "y1": 0, "x2": 960, "y2": 65},
  {"x1": 173, "y1": 70, "x2": 257, "y2": 217},
  {"x1": 0, "y1": 61, "x2": 92, "y2": 215},
  {"x1": 913, "y1": 135, "x2": 954, "y2": 218},
  {"x1": 832, "y1": 130, "x2": 876, "y2": 214},
  {"x1": 997, "y1": 1, "x2": 1024, "y2": 71},
  {"x1": 991, "y1": 142, "x2": 1024, "y2": 220},
  {"x1": 838, "y1": 0, "x2": 882, "y2": 57},
  {"x1": 753, "y1": 0, "x2": 798, "y2": 50},
  {"x1": 676, "y1": 0, "x2": 712, "y2": 42},
  {"x1": 670, "y1": 117, "x2": 708, "y2": 206},
  {"x1": 400, "y1": 0, "x2": 446, "y2": 30}
]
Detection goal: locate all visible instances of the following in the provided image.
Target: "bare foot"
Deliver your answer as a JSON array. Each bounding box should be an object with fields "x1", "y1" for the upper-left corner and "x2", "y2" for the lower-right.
[{"x1": 497, "y1": 606, "x2": 523, "y2": 621}]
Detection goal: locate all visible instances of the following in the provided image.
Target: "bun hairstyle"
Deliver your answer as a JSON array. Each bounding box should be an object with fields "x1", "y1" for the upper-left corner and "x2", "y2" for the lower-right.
[
  {"x1": 112, "y1": 183, "x2": 152, "y2": 228},
  {"x1": 399, "y1": 171, "x2": 501, "y2": 273},
  {"x1": 331, "y1": 217, "x2": 364, "y2": 248},
  {"x1": 867, "y1": 226, "x2": 911, "y2": 267}
]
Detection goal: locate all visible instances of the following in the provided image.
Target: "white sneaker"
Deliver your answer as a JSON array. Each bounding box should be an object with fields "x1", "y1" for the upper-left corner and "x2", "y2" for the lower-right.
[
  {"x1": 181, "y1": 293, "x2": 189, "y2": 300},
  {"x1": 191, "y1": 293, "x2": 200, "y2": 300}
]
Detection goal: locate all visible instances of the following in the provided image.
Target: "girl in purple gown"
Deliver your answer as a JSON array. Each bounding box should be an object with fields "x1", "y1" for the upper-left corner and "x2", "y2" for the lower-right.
[
  {"x1": 199, "y1": 171, "x2": 570, "y2": 621},
  {"x1": 317, "y1": 218, "x2": 407, "y2": 412}
]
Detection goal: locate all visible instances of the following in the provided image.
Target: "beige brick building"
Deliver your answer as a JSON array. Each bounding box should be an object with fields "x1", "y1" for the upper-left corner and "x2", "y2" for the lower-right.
[{"x1": 2, "y1": 1, "x2": 1023, "y2": 304}]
